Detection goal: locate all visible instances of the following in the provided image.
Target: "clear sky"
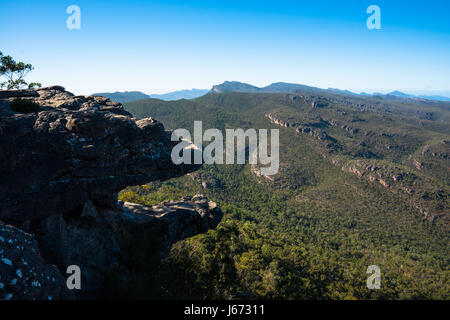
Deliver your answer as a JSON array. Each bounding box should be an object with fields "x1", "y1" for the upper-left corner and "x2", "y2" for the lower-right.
[{"x1": 1, "y1": 0, "x2": 449, "y2": 96}]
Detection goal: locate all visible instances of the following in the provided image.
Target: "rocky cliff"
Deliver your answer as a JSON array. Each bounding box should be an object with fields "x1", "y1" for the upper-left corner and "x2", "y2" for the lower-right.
[{"x1": 0, "y1": 87, "x2": 223, "y2": 299}]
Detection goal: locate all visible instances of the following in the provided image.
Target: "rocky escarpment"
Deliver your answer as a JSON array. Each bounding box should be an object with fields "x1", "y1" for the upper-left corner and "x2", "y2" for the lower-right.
[
  {"x1": 265, "y1": 112, "x2": 405, "y2": 156},
  {"x1": 0, "y1": 87, "x2": 223, "y2": 299},
  {"x1": 339, "y1": 159, "x2": 449, "y2": 225},
  {"x1": 265, "y1": 113, "x2": 331, "y2": 141}
]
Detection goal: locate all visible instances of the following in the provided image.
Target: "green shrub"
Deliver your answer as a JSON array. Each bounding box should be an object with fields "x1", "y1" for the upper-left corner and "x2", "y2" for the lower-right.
[{"x1": 10, "y1": 98, "x2": 41, "y2": 113}]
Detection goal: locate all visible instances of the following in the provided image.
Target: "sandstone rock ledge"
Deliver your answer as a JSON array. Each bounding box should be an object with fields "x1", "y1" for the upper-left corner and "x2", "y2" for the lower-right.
[{"x1": 0, "y1": 87, "x2": 224, "y2": 299}]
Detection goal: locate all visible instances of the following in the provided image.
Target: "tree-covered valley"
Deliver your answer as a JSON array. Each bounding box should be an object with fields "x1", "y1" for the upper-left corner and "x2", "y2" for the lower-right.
[{"x1": 117, "y1": 89, "x2": 450, "y2": 299}]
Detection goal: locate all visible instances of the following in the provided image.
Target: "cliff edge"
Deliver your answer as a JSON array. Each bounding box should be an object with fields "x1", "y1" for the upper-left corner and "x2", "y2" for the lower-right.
[{"x1": 0, "y1": 87, "x2": 223, "y2": 299}]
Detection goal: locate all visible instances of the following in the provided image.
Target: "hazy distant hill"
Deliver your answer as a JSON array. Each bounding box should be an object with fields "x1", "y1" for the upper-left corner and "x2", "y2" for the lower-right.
[
  {"x1": 211, "y1": 81, "x2": 261, "y2": 93},
  {"x1": 92, "y1": 91, "x2": 150, "y2": 103},
  {"x1": 387, "y1": 90, "x2": 450, "y2": 101},
  {"x1": 326, "y1": 88, "x2": 359, "y2": 96},
  {"x1": 93, "y1": 89, "x2": 208, "y2": 103},
  {"x1": 149, "y1": 89, "x2": 208, "y2": 101}
]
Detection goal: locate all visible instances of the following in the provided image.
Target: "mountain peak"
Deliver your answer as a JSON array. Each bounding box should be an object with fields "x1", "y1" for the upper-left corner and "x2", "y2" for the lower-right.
[
  {"x1": 212, "y1": 81, "x2": 260, "y2": 93},
  {"x1": 388, "y1": 90, "x2": 411, "y2": 97}
]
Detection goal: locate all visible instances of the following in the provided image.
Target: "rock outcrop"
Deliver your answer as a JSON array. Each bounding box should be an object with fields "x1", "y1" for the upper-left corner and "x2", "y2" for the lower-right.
[
  {"x1": 265, "y1": 112, "x2": 331, "y2": 141},
  {"x1": 0, "y1": 86, "x2": 199, "y2": 222},
  {"x1": 0, "y1": 87, "x2": 224, "y2": 299}
]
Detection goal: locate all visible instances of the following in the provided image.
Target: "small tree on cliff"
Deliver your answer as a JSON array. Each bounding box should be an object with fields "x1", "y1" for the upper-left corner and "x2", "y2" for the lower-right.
[{"x1": 0, "y1": 51, "x2": 41, "y2": 89}]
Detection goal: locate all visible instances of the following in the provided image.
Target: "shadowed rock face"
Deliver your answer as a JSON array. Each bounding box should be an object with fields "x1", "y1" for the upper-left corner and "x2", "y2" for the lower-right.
[
  {"x1": 0, "y1": 224, "x2": 73, "y2": 300},
  {"x1": 0, "y1": 87, "x2": 223, "y2": 299},
  {"x1": 0, "y1": 86, "x2": 199, "y2": 222},
  {"x1": 32, "y1": 194, "x2": 223, "y2": 298}
]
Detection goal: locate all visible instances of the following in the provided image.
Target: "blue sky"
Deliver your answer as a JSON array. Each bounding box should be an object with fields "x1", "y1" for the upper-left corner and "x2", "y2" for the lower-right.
[{"x1": 0, "y1": 0, "x2": 449, "y2": 96}]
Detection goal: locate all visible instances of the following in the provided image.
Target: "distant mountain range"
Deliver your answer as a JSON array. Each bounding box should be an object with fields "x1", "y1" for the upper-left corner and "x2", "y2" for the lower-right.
[
  {"x1": 93, "y1": 82, "x2": 450, "y2": 103},
  {"x1": 211, "y1": 81, "x2": 324, "y2": 94},
  {"x1": 92, "y1": 91, "x2": 150, "y2": 103},
  {"x1": 381, "y1": 90, "x2": 450, "y2": 101},
  {"x1": 92, "y1": 89, "x2": 209, "y2": 103},
  {"x1": 149, "y1": 89, "x2": 209, "y2": 101},
  {"x1": 211, "y1": 81, "x2": 450, "y2": 101}
]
